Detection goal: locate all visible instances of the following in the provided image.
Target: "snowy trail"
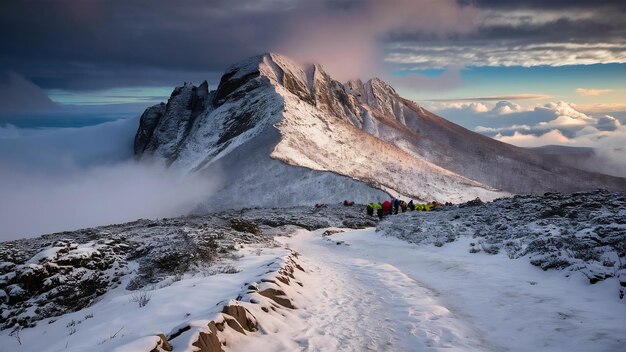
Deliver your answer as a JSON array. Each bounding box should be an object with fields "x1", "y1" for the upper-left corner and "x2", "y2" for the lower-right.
[
  {"x1": 3, "y1": 225, "x2": 622, "y2": 351},
  {"x1": 233, "y1": 227, "x2": 625, "y2": 352},
  {"x1": 234, "y1": 229, "x2": 496, "y2": 352}
]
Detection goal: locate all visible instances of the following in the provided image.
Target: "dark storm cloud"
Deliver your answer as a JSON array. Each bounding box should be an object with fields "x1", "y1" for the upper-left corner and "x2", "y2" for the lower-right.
[
  {"x1": 463, "y1": 0, "x2": 626, "y2": 10},
  {"x1": 0, "y1": 0, "x2": 290, "y2": 90},
  {"x1": 473, "y1": 19, "x2": 619, "y2": 44},
  {"x1": 395, "y1": 0, "x2": 626, "y2": 38},
  {"x1": 389, "y1": 4, "x2": 626, "y2": 45},
  {"x1": 1, "y1": 0, "x2": 624, "y2": 92}
]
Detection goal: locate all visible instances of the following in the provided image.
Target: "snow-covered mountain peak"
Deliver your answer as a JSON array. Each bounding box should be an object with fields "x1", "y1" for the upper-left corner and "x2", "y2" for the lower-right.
[
  {"x1": 366, "y1": 76, "x2": 398, "y2": 96},
  {"x1": 134, "y1": 53, "x2": 626, "y2": 207},
  {"x1": 213, "y1": 52, "x2": 405, "y2": 119}
]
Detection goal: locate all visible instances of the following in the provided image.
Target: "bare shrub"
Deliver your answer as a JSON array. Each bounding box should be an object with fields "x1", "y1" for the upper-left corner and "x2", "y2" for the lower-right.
[
  {"x1": 217, "y1": 265, "x2": 240, "y2": 274},
  {"x1": 223, "y1": 252, "x2": 244, "y2": 261},
  {"x1": 481, "y1": 242, "x2": 500, "y2": 255},
  {"x1": 173, "y1": 272, "x2": 184, "y2": 282},
  {"x1": 230, "y1": 218, "x2": 261, "y2": 234},
  {"x1": 98, "y1": 326, "x2": 125, "y2": 345},
  {"x1": 9, "y1": 327, "x2": 21, "y2": 345},
  {"x1": 205, "y1": 264, "x2": 241, "y2": 276},
  {"x1": 130, "y1": 290, "x2": 151, "y2": 308},
  {"x1": 66, "y1": 320, "x2": 77, "y2": 336}
]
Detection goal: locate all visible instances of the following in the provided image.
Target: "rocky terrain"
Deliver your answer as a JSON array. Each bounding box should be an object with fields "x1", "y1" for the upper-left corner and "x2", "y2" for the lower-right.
[
  {"x1": 378, "y1": 189, "x2": 626, "y2": 298},
  {"x1": 0, "y1": 205, "x2": 374, "y2": 331}
]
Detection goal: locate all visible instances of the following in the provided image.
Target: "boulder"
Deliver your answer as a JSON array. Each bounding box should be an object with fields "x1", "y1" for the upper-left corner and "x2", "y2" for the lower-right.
[
  {"x1": 191, "y1": 322, "x2": 223, "y2": 352},
  {"x1": 221, "y1": 304, "x2": 257, "y2": 332}
]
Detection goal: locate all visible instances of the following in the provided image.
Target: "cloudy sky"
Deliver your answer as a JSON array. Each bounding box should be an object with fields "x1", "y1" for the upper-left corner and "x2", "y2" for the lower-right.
[
  {"x1": 1, "y1": 0, "x2": 625, "y2": 238},
  {"x1": 1, "y1": 0, "x2": 625, "y2": 145}
]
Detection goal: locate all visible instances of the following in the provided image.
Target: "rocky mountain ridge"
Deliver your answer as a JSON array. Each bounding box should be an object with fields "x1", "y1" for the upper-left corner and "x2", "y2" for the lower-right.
[{"x1": 134, "y1": 53, "x2": 626, "y2": 207}]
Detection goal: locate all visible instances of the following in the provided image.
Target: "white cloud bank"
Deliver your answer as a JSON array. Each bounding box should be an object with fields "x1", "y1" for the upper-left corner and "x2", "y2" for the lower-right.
[
  {"x1": 0, "y1": 118, "x2": 219, "y2": 241},
  {"x1": 386, "y1": 43, "x2": 626, "y2": 69},
  {"x1": 429, "y1": 100, "x2": 626, "y2": 177}
]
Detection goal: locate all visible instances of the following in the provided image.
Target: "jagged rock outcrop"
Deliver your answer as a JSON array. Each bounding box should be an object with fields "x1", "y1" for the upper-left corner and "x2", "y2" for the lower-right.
[
  {"x1": 134, "y1": 103, "x2": 166, "y2": 156},
  {"x1": 149, "y1": 334, "x2": 172, "y2": 352},
  {"x1": 135, "y1": 53, "x2": 626, "y2": 206},
  {"x1": 122, "y1": 252, "x2": 306, "y2": 352},
  {"x1": 135, "y1": 81, "x2": 211, "y2": 163}
]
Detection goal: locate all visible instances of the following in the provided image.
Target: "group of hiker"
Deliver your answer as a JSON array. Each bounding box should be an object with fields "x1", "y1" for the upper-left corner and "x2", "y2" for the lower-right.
[
  {"x1": 314, "y1": 199, "x2": 453, "y2": 219},
  {"x1": 366, "y1": 198, "x2": 453, "y2": 219}
]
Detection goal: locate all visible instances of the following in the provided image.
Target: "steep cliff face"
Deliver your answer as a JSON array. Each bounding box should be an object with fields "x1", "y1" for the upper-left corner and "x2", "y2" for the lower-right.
[
  {"x1": 134, "y1": 102, "x2": 165, "y2": 156},
  {"x1": 135, "y1": 53, "x2": 626, "y2": 205},
  {"x1": 134, "y1": 81, "x2": 212, "y2": 166}
]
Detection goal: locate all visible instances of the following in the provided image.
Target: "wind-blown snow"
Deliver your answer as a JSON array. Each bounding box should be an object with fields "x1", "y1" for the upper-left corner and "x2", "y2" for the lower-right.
[
  {"x1": 233, "y1": 229, "x2": 493, "y2": 351},
  {"x1": 234, "y1": 227, "x2": 625, "y2": 351}
]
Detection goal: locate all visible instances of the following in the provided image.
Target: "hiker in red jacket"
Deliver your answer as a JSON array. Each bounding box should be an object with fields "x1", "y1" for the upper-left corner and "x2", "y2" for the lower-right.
[{"x1": 382, "y1": 200, "x2": 392, "y2": 215}]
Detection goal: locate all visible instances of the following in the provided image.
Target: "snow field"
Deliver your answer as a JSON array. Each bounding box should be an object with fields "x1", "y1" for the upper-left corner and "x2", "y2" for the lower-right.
[
  {"x1": 233, "y1": 227, "x2": 625, "y2": 351},
  {"x1": 322, "y1": 228, "x2": 626, "y2": 352}
]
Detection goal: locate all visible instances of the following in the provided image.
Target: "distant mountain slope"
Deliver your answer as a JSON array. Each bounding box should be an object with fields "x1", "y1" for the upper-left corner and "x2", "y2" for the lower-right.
[
  {"x1": 528, "y1": 145, "x2": 626, "y2": 178},
  {"x1": 135, "y1": 53, "x2": 626, "y2": 206}
]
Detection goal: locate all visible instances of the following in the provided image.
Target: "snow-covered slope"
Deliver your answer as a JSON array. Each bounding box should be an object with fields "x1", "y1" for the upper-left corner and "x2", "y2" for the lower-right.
[
  {"x1": 0, "y1": 206, "x2": 377, "y2": 333},
  {"x1": 135, "y1": 53, "x2": 626, "y2": 205}
]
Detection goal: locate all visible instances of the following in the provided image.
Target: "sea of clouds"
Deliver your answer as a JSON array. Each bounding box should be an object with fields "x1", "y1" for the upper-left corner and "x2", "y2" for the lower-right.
[
  {"x1": 428, "y1": 100, "x2": 626, "y2": 178},
  {"x1": 0, "y1": 117, "x2": 218, "y2": 241}
]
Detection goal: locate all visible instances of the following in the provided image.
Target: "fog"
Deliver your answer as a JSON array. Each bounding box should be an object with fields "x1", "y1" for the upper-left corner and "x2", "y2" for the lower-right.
[{"x1": 0, "y1": 118, "x2": 219, "y2": 241}]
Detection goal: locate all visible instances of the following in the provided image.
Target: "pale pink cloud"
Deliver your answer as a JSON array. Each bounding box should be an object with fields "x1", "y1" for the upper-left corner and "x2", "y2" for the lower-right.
[
  {"x1": 575, "y1": 88, "x2": 613, "y2": 96},
  {"x1": 275, "y1": 0, "x2": 479, "y2": 81},
  {"x1": 495, "y1": 129, "x2": 572, "y2": 147}
]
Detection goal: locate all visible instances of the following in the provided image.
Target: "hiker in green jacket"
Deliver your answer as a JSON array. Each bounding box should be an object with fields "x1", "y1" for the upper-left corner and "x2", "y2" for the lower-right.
[
  {"x1": 366, "y1": 203, "x2": 374, "y2": 216},
  {"x1": 373, "y1": 203, "x2": 383, "y2": 219}
]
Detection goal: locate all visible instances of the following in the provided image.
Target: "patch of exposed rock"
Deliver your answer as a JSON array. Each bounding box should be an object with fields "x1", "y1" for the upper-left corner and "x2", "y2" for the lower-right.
[{"x1": 121, "y1": 252, "x2": 306, "y2": 352}]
